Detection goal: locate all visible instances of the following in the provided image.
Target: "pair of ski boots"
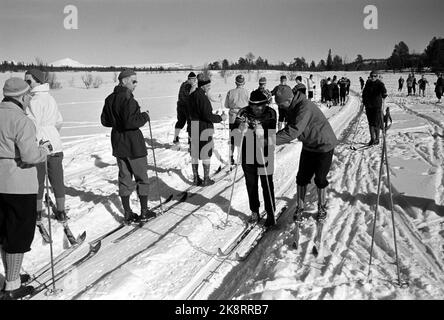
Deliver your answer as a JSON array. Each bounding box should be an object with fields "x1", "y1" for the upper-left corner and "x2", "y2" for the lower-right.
[
  {"x1": 293, "y1": 204, "x2": 327, "y2": 223},
  {"x1": 248, "y1": 211, "x2": 276, "y2": 228},
  {"x1": 124, "y1": 208, "x2": 156, "y2": 225},
  {"x1": 192, "y1": 164, "x2": 215, "y2": 187}
]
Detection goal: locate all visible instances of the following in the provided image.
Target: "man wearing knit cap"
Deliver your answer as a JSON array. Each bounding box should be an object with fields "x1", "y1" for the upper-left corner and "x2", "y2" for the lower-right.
[
  {"x1": 234, "y1": 90, "x2": 277, "y2": 228},
  {"x1": 101, "y1": 69, "x2": 155, "y2": 223},
  {"x1": 271, "y1": 75, "x2": 293, "y2": 131},
  {"x1": 276, "y1": 90, "x2": 338, "y2": 223},
  {"x1": 25, "y1": 69, "x2": 67, "y2": 224},
  {"x1": 0, "y1": 78, "x2": 52, "y2": 299},
  {"x1": 188, "y1": 75, "x2": 227, "y2": 186},
  {"x1": 224, "y1": 74, "x2": 249, "y2": 165},
  {"x1": 173, "y1": 72, "x2": 197, "y2": 145},
  {"x1": 257, "y1": 77, "x2": 272, "y2": 103}
]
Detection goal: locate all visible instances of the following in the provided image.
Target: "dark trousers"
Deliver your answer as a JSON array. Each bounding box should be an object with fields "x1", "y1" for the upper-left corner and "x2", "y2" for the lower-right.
[
  {"x1": 229, "y1": 123, "x2": 239, "y2": 160},
  {"x1": 407, "y1": 86, "x2": 412, "y2": 95},
  {"x1": 242, "y1": 164, "x2": 275, "y2": 215},
  {"x1": 296, "y1": 148, "x2": 334, "y2": 189},
  {"x1": 36, "y1": 152, "x2": 65, "y2": 200},
  {"x1": 175, "y1": 103, "x2": 188, "y2": 130},
  {"x1": 0, "y1": 194, "x2": 37, "y2": 253},
  {"x1": 116, "y1": 156, "x2": 150, "y2": 196}
]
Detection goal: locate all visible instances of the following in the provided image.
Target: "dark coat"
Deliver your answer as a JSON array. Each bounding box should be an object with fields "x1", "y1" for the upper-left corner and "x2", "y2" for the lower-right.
[
  {"x1": 362, "y1": 79, "x2": 387, "y2": 109},
  {"x1": 178, "y1": 81, "x2": 192, "y2": 107},
  {"x1": 234, "y1": 105, "x2": 277, "y2": 168},
  {"x1": 188, "y1": 87, "x2": 222, "y2": 159},
  {"x1": 101, "y1": 85, "x2": 149, "y2": 158},
  {"x1": 276, "y1": 91, "x2": 338, "y2": 153}
]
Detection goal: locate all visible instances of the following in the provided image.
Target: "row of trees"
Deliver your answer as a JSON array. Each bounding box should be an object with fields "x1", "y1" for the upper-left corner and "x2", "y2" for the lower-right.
[
  {"x1": 207, "y1": 37, "x2": 444, "y2": 73},
  {"x1": 387, "y1": 37, "x2": 444, "y2": 72}
]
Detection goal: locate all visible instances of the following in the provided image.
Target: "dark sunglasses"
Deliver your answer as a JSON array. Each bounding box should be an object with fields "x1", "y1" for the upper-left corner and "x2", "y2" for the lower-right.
[{"x1": 132, "y1": 80, "x2": 138, "y2": 84}]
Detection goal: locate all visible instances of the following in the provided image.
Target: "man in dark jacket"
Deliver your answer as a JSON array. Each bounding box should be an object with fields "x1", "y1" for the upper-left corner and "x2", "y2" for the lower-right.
[
  {"x1": 359, "y1": 77, "x2": 365, "y2": 91},
  {"x1": 271, "y1": 75, "x2": 293, "y2": 131},
  {"x1": 338, "y1": 77, "x2": 348, "y2": 106},
  {"x1": 101, "y1": 69, "x2": 154, "y2": 223},
  {"x1": 173, "y1": 72, "x2": 197, "y2": 144},
  {"x1": 235, "y1": 90, "x2": 277, "y2": 227},
  {"x1": 435, "y1": 73, "x2": 444, "y2": 103},
  {"x1": 188, "y1": 76, "x2": 227, "y2": 186},
  {"x1": 398, "y1": 76, "x2": 404, "y2": 92},
  {"x1": 418, "y1": 75, "x2": 428, "y2": 97},
  {"x1": 362, "y1": 70, "x2": 388, "y2": 146},
  {"x1": 276, "y1": 91, "x2": 338, "y2": 222},
  {"x1": 292, "y1": 76, "x2": 307, "y2": 96}
]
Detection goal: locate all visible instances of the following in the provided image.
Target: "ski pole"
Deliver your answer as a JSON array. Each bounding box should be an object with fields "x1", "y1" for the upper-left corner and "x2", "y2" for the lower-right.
[
  {"x1": 44, "y1": 158, "x2": 57, "y2": 294},
  {"x1": 147, "y1": 119, "x2": 164, "y2": 215},
  {"x1": 380, "y1": 102, "x2": 402, "y2": 286},
  {"x1": 225, "y1": 128, "x2": 246, "y2": 225},
  {"x1": 259, "y1": 146, "x2": 276, "y2": 214}
]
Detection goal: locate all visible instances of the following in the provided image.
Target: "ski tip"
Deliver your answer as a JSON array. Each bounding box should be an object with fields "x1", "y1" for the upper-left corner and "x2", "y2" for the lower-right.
[
  {"x1": 179, "y1": 191, "x2": 188, "y2": 201},
  {"x1": 90, "y1": 240, "x2": 101, "y2": 252},
  {"x1": 235, "y1": 252, "x2": 242, "y2": 261},
  {"x1": 77, "y1": 231, "x2": 87, "y2": 242},
  {"x1": 217, "y1": 248, "x2": 224, "y2": 256},
  {"x1": 292, "y1": 241, "x2": 298, "y2": 250},
  {"x1": 165, "y1": 194, "x2": 174, "y2": 202}
]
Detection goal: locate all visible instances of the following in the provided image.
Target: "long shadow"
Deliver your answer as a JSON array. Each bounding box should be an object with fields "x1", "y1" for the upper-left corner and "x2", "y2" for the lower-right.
[
  {"x1": 144, "y1": 137, "x2": 176, "y2": 150},
  {"x1": 146, "y1": 164, "x2": 190, "y2": 186},
  {"x1": 330, "y1": 190, "x2": 444, "y2": 217}
]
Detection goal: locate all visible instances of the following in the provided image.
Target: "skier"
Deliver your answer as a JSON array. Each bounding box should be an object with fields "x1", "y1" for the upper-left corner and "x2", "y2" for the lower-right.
[
  {"x1": 24, "y1": 69, "x2": 67, "y2": 223},
  {"x1": 188, "y1": 75, "x2": 227, "y2": 186},
  {"x1": 362, "y1": 70, "x2": 388, "y2": 146},
  {"x1": 320, "y1": 78, "x2": 327, "y2": 102},
  {"x1": 292, "y1": 76, "x2": 307, "y2": 96},
  {"x1": 418, "y1": 75, "x2": 428, "y2": 97},
  {"x1": 359, "y1": 77, "x2": 365, "y2": 91},
  {"x1": 412, "y1": 74, "x2": 417, "y2": 96},
  {"x1": 324, "y1": 77, "x2": 334, "y2": 108},
  {"x1": 332, "y1": 75, "x2": 339, "y2": 106},
  {"x1": 307, "y1": 74, "x2": 316, "y2": 100},
  {"x1": 435, "y1": 73, "x2": 444, "y2": 104},
  {"x1": 338, "y1": 77, "x2": 348, "y2": 106},
  {"x1": 224, "y1": 74, "x2": 249, "y2": 165},
  {"x1": 398, "y1": 76, "x2": 404, "y2": 92},
  {"x1": 406, "y1": 74, "x2": 413, "y2": 96},
  {"x1": 257, "y1": 77, "x2": 272, "y2": 103},
  {"x1": 345, "y1": 77, "x2": 351, "y2": 96},
  {"x1": 173, "y1": 72, "x2": 197, "y2": 145},
  {"x1": 271, "y1": 75, "x2": 293, "y2": 131},
  {"x1": 275, "y1": 90, "x2": 338, "y2": 222},
  {"x1": 0, "y1": 78, "x2": 52, "y2": 300},
  {"x1": 235, "y1": 90, "x2": 278, "y2": 227},
  {"x1": 101, "y1": 69, "x2": 155, "y2": 224}
]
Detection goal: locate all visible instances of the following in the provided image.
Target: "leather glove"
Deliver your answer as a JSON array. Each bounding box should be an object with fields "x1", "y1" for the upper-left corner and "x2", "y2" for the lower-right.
[{"x1": 39, "y1": 140, "x2": 53, "y2": 154}]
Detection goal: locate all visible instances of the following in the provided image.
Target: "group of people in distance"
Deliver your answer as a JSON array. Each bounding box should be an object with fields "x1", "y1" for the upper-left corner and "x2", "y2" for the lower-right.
[
  {"x1": 397, "y1": 73, "x2": 444, "y2": 103},
  {"x1": 320, "y1": 76, "x2": 351, "y2": 108}
]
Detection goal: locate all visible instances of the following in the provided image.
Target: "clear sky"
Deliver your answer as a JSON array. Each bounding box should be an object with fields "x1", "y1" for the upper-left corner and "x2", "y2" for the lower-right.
[{"x1": 0, "y1": 0, "x2": 442, "y2": 66}]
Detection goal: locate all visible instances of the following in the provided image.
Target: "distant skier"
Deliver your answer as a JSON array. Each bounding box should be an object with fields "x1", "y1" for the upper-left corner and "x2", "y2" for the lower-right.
[
  {"x1": 332, "y1": 76, "x2": 339, "y2": 106},
  {"x1": 188, "y1": 75, "x2": 227, "y2": 186},
  {"x1": 24, "y1": 69, "x2": 67, "y2": 223},
  {"x1": 338, "y1": 77, "x2": 348, "y2": 106},
  {"x1": 225, "y1": 74, "x2": 249, "y2": 165},
  {"x1": 412, "y1": 75, "x2": 417, "y2": 95},
  {"x1": 324, "y1": 77, "x2": 334, "y2": 108},
  {"x1": 271, "y1": 75, "x2": 294, "y2": 131},
  {"x1": 101, "y1": 69, "x2": 155, "y2": 224},
  {"x1": 398, "y1": 76, "x2": 404, "y2": 92},
  {"x1": 320, "y1": 78, "x2": 327, "y2": 102},
  {"x1": 276, "y1": 91, "x2": 338, "y2": 222},
  {"x1": 362, "y1": 70, "x2": 388, "y2": 146},
  {"x1": 292, "y1": 76, "x2": 307, "y2": 96},
  {"x1": 235, "y1": 90, "x2": 278, "y2": 227},
  {"x1": 307, "y1": 74, "x2": 316, "y2": 100},
  {"x1": 173, "y1": 72, "x2": 197, "y2": 145},
  {"x1": 0, "y1": 78, "x2": 52, "y2": 299},
  {"x1": 406, "y1": 74, "x2": 413, "y2": 96},
  {"x1": 418, "y1": 75, "x2": 428, "y2": 97},
  {"x1": 435, "y1": 73, "x2": 444, "y2": 104},
  {"x1": 359, "y1": 77, "x2": 365, "y2": 91},
  {"x1": 345, "y1": 77, "x2": 351, "y2": 96}
]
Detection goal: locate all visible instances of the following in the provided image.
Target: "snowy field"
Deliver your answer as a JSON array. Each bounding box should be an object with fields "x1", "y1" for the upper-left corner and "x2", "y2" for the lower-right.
[{"x1": 0, "y1": 70, "x2": 442, "y2": 300}]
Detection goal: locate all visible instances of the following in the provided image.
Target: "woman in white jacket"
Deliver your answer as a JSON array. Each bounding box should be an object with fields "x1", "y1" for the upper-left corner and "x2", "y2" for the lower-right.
[{"x1": 24, "y1": 69, "x2": 67, "y2": 222}]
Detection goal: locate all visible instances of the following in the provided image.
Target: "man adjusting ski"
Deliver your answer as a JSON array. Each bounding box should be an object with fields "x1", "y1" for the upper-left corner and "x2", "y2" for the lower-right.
[{"x1": 275, "y1": 90, "x2": 338, "y2": 252}]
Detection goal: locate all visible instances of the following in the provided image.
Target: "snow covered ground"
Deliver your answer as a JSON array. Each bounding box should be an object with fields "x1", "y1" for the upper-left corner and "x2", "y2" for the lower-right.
[{"x1": 0, "y1": 70, "x2": 442, "y2": 300}]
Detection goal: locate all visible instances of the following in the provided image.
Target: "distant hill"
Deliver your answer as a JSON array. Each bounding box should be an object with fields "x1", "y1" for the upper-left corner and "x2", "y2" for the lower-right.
[{"x1": 50, "y1": 58, "x2": 188, "y2": 70}]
